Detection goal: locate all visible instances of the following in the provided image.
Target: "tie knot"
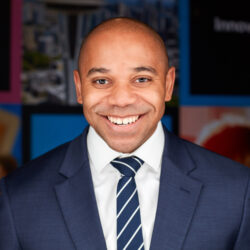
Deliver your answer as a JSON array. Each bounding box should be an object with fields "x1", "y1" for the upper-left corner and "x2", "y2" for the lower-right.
[{"x1": 111, "y1": 156, "x2": 144, "y2": 177}]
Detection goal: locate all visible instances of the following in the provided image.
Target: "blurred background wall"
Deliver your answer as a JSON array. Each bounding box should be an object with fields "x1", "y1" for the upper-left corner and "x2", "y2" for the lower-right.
[{"x1": 0, "y1": 0, "x2": 249, "y2": 175}]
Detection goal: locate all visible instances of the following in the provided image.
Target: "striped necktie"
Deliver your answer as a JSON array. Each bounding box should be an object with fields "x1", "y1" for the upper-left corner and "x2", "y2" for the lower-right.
[{"x1": 111, "y1": 156, "x2": 145, "y2": 250}]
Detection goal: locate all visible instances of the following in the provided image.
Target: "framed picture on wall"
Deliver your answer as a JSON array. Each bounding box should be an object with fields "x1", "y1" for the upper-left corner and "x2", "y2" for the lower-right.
[
  {"x1": 180, "y1": 106, "x2": 250, "y2": 167},
  {"x1": 0, "y1": 0, "x2": 21, "y2": 103},
  {"x1": 179, "y1": 0, "x2": 250, "y2": 105}
]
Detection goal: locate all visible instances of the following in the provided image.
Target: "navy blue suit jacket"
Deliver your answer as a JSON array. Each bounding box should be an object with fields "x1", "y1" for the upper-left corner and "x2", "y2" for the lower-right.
[{"x1": 1, "y1": 127, "x2": 250, "y2": 250}]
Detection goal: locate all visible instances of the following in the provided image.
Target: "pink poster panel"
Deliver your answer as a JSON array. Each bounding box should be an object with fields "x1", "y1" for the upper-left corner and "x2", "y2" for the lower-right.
[
  {"x1": 180, "y1": 107, "x2": 250, "y2": 168},
  {"x1": 0, "y1": 0, "x2": 22, "y2": 103}
]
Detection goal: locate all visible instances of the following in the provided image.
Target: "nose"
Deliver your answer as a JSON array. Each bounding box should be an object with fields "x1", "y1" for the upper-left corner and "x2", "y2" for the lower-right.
[{"x1": 108, "y1": 82, "x2": 137, "y2": 107}]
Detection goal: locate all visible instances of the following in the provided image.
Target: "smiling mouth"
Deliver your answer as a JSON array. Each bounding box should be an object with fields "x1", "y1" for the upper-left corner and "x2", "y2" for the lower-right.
[{"x1": 107, "y1": 115, "x2": 140, "y2": 125}]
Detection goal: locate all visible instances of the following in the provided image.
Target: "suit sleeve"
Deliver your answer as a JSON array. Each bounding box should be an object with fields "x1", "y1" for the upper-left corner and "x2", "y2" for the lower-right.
[
  {"x1": 0, "y1": 179, "x2": 22, "y2": 250},
  {"x1": 233, "y1": 175, "x2": 250, "y2": 250}
]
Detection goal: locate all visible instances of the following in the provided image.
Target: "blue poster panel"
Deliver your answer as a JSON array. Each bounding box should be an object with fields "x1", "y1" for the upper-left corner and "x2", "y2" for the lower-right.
[{"x1": 22, "y1": 106, "x2": 88, "y2": 162}]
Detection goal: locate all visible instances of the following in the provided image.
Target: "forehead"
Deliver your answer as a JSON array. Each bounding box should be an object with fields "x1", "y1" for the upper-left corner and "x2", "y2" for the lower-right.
[
  {"x1": 79, "y1": 28, "x2": 167, "y2": 72},
  {"x1": 84, "y1": 20, "x2": 164, "y2": 47}
]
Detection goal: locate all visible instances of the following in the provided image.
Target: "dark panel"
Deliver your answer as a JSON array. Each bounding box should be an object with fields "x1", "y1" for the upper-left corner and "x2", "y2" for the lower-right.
[{"x1": 190, "y1": 0, "x2": 250, "y2": 95}]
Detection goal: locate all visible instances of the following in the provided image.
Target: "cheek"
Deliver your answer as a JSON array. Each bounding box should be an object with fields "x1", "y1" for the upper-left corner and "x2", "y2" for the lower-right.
[
  {"x1": 81, "y1": 89, "x2": 109, "y2": 121},
  {"x1": 82, "y1": 87, "x2": 104, "y2": 107},
  {"x1": 141, "y1": 87, "x2": 165, "y2": 111},
  {"x1": 81, "y1": 91, "x2": 96, "y2": 118}
]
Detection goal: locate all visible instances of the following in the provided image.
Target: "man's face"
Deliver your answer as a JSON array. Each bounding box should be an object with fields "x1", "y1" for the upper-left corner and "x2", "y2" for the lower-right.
[{"x1": 74, "y1": 28, "x2": 175, "y2": 153}]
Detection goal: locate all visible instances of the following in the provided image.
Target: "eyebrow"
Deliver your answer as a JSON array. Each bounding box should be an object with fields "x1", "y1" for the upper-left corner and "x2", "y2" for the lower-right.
[
  {"x1": 87, "y1": 67, "x2": 110, "y2": 77},
  {"x1": 132, "y1": 66, "x2": 158, "y2": 75},
  {"x1": 86, "y1": 66, "x2": 158, "y2": 76}
]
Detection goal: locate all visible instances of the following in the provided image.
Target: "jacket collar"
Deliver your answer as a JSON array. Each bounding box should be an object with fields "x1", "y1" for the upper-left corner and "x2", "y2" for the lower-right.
[
  {"x1": 58, "y1": 127, "x2": 89, "y2": 178},
  {"x1": 55, "y1": 126, "x2": 107, "y2": 250}
]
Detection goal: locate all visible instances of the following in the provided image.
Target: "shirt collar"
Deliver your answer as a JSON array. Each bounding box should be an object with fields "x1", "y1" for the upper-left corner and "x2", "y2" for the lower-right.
[{"x1": 87, "y1": 122, "x2": 165, "y2": 173}]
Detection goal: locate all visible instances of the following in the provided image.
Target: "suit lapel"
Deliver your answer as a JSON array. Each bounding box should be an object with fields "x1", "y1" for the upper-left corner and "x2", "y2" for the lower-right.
[
  {"x1": 150, "y1": 129, "x2": 203, "y2": 250},
  {"x1": 54, "y1": 128, "x2": 107, "y2": 250},
  {"x1": 54, "y1": 126, "x2": 203, "y2": 250}
]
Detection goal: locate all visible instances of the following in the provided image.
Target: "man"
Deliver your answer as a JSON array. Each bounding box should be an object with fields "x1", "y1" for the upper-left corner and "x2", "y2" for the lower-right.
[{"x1": 0, "y1": 17, "x2": 250, "y2": 250}]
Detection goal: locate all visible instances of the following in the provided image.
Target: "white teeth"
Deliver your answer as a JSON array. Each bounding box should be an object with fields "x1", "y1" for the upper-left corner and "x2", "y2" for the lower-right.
[
  {"x1": 123, "y1": 118, "x2": 129, "y2": 125},
  {"x1": 108, "y1": 115, "x2": 139, "y2": 125},
  {"x1": 117, "y1": 118, "x2": 122, "y2": 125}
]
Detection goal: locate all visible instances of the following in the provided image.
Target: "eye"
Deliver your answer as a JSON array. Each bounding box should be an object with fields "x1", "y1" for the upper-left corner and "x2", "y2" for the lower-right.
[
  {"x1": 94, "y1": 79, "x2": 109, "y2": 85},
  {"x1": 135, "y1": 77, "x2": 151, "y2": 83}
]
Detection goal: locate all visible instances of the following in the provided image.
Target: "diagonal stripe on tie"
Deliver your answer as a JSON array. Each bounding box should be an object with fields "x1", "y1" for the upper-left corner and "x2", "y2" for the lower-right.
[
  {"x1": 117, "y1": 188, "x2": 137, "y2": 219},
  {"x1": 117, "y1": 177, "x2": 132, "y2": 198},
  {"x1": 117, "y1": 206, "x2": 140, "y2": 239},
  {"x1": 112, "y1": 160, "x2": 137, "y2": 175},
  {"x1": 111, "y1": 156, "x2": 145, "y2": 250}
]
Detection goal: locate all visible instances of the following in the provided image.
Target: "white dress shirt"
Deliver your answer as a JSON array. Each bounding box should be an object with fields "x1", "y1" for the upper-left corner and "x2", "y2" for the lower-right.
[{"x1": 87, "y1": 122, "x2": 165, "y2": 250}]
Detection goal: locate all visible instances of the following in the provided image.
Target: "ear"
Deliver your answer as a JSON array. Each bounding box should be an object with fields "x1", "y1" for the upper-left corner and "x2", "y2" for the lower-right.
[
  {"x1": 165, "y1": 66, "x2": 176, "y2": 102},
  {"x1": 73, "y1": 70, "x2": 83, "y2": 104}
]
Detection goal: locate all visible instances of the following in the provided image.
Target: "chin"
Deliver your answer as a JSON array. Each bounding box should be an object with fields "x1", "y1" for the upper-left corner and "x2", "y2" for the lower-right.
[{"x1": 108, "y1": 141, "x2": 140, "y2": 154}]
